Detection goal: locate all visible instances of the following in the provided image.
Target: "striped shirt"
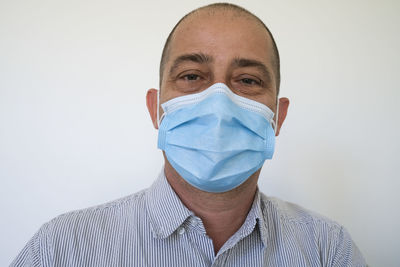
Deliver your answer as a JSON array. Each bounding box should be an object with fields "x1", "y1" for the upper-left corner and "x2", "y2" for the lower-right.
[{"x1": 11, "y1": 169, "x2": 366, "y2": 266}]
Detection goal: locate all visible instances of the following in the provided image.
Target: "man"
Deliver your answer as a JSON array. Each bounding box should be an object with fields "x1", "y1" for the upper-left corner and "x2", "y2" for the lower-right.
[{"x1": 12, "y1": 3, "x2": 366, "y2": 266}]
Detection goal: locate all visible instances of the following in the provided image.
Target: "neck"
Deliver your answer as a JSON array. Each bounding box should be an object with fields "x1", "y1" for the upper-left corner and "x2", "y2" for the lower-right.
[{"x1": 163, "y1": 159, "x2": 260, "y2": 254}]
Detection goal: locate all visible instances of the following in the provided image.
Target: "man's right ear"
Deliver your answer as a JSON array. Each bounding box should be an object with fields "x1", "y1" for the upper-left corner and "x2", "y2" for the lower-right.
[{"x1": 146, "y1": 89, "x2": 159, "y2": 129}]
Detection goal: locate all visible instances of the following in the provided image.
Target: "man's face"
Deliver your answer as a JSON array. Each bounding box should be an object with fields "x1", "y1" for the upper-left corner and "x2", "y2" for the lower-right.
[{"x1": 160, "y1": 11, "x2": 278, "y2": 112}]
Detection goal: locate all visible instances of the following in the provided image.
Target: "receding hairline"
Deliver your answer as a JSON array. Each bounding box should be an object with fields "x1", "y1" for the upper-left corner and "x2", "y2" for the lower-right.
[{"x1": 159, "y1": 3, "x2": 281, "y2": 93}]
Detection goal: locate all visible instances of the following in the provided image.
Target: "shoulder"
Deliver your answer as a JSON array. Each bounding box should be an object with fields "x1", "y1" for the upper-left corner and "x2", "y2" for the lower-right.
[
  {"x1": 36, "y1": 189, "x2": 151, "y2": 250},
  {"x1": 11, "y1": 189, "x2": 152, "y2": 266},
  {"x1": 259, "y1": 192, "x2": 342, "y2": 230},
  {"x1": 258, "y1": 193, "x2": 367, "y2": 266},
  {"x1": 46, "y1": 188, "x2": 149, "y2": 234},
  {"x1": 259, "y1": 192, "x2": 345, "y2": 245}
]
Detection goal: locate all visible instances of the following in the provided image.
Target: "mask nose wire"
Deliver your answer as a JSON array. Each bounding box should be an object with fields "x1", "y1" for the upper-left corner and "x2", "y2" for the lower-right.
[{"x1": 158, "y1": 85, "x2": 279, "y2": 132}]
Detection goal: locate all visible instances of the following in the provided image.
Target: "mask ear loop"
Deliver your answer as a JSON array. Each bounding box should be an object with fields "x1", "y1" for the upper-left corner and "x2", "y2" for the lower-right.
[
  {"x1": 273, "y1": 98, "x2": 279, "y2": 134},
  {"x1": 157, "y1": 89, "x2": 160, "y2": 128},
  {"x1": 157, "y1": 89, "x2": 165, "y2": 129}
]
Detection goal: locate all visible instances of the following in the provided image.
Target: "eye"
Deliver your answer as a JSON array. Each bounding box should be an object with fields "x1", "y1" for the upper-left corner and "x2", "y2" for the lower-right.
[
  {"x1": 175, "y1": 71, "x2": 209, "y2": 93},
  {"x1": 182, "y1": 74, "x2": 201, "y2": 81},
  {"x1": 240, "y1": 77, "x2": 261, "y2": 86},
  {"x1": 231, "y1": 74, "x2": 266, "y2": 96}
]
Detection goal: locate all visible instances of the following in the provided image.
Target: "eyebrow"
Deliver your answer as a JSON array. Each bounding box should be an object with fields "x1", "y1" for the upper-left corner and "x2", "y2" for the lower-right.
[
  {"x1": 168, "y1": 53, "x2": 213, "y2": 77},
  {"x1": 232, "y1": 57, "x2": 272, "y2": 84}
]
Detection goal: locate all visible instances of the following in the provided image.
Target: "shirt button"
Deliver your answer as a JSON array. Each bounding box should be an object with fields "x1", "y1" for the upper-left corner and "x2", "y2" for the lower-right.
[
  {"x1": 190, "y1": 217, "x2": 197, "y2": 226},
  {"x1": 178, "y1": 227, "x2": 185, "y2": 235}
]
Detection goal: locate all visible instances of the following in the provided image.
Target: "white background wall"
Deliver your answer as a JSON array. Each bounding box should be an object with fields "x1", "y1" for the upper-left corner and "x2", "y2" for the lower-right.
[{"x1": 1, "y1": 0, "x2": 399, "y2": 266}]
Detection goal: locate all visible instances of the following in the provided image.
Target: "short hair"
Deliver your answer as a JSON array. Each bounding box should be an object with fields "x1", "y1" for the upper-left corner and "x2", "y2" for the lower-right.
[{"x1": 159, "y1": 3, "x2": 281, "y2": 93}]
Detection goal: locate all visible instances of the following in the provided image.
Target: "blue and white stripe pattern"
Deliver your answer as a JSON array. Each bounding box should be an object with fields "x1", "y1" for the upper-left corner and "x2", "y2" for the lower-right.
[{"x1": 11, "y1": 170, "x2": 366, "y2": 266}]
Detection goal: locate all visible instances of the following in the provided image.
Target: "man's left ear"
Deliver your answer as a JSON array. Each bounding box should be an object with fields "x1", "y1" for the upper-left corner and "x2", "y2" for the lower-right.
[
  {"x1": 146, "y1": 88, "x2": 159, "y2": 129},
  {"x1": 275, "y1": 97, "x2": 289, "y2": 136}
]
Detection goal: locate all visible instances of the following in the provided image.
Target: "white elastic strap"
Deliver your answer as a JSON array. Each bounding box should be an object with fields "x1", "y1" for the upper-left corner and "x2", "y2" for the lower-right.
[
  {"x1": 157, "y1": 89, "x2": 160, "y2": 128},
  {"x1": 274, "y1": 99, "x2": 279, "y2": 134}
]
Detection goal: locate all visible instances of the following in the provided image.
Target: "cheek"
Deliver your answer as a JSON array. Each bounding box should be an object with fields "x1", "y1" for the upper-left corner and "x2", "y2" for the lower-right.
[
  {"x1": 239, "y1": 93, "x2": 276, "y2": 112},
  {"x1": 160, "y1": 85, "x2": 189, "y2": 103},
  {"x1": 162, "y1": 82, "x2": 209, "y2": 102}
]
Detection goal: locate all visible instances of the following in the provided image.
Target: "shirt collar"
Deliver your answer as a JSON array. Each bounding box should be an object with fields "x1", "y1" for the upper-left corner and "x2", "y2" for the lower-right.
[
  {"x1": 145, "y1": 168, "x2": 193, "y2": 239},
  {"x1": 219, "y1": 188, "x2": 268, "y2": 253},
  {"x1": 145, "y1": 168, "x2": 268, "y2": 247},
  {"x1": 254, "y1": 189, "x2": 269, "y2": 247}
]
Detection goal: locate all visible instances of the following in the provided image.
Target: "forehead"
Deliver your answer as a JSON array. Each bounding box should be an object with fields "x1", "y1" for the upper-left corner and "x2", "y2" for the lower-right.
[{"x1": 167, "y1": 10, "x2": 273, "y2": 66}]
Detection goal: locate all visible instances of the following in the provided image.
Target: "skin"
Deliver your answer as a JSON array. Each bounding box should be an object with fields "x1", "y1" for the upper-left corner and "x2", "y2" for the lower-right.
[{"x1": 146, "y1": 9, "x2": 290, "y2": 254}]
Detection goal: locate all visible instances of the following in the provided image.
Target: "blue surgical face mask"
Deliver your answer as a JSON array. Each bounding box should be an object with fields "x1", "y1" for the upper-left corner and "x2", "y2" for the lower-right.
[{"x1": 157, "y1": 83, "x2": 277, "y2": 193}]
